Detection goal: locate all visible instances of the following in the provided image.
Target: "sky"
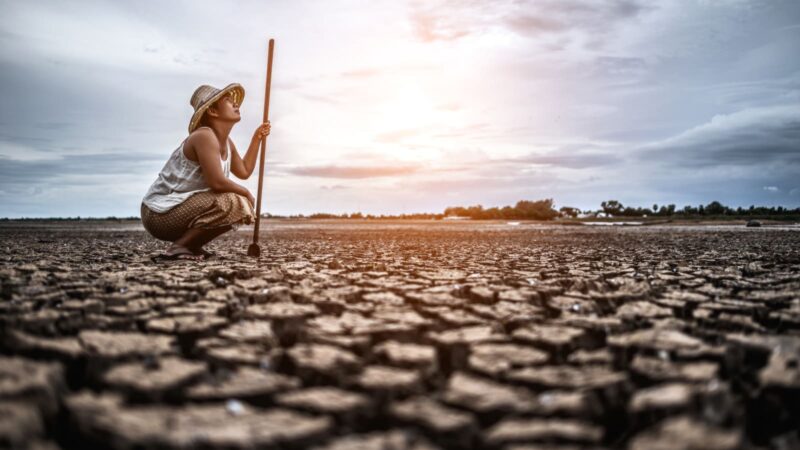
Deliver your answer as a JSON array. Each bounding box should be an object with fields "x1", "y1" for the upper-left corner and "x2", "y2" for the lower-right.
[{"x1": 1, "y1": 0, "x2": 799, "y2": 218}]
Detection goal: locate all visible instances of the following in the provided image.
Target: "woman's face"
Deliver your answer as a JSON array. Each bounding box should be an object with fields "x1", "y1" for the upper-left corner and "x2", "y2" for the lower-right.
[{"x1": 209, "y1": 93, "x2": 241, "y2": 123}]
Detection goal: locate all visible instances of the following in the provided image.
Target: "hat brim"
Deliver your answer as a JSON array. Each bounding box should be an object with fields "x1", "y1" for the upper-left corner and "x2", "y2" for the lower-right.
[{"x1": 188, "y1": 83, "x2": 245, "y2": 133}]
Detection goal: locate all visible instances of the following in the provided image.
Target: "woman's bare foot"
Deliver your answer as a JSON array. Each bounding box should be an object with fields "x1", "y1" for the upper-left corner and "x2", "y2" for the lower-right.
[
  {"x1": 189, "y1": 247, "x2": 215, "y2": 259},
  {"x1": 165, "y1": 245, "x2": 204, "y2": 260}
]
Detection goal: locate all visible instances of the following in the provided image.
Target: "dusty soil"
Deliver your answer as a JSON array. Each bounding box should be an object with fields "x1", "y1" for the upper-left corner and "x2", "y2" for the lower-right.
[{"x1": 1, "y1": 221, "x2": 799, "y2": 449}]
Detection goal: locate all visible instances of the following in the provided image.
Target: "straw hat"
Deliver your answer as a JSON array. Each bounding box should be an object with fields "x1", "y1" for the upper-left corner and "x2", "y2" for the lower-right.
[{"x1": 188, "y1": 83, "x2": 245, "y2": 133}]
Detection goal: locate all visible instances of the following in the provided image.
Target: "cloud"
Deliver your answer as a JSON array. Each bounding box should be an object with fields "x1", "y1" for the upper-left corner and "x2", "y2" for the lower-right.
[
  {"x1": 763, "y1": 186, "x2": 779, "y2": 192},
  {"x1": 339, "y1": 68, "x2": 382, "y2": 78},
  {"x1": 639, "y1": 105, "x2": 800, "y2": 168},
  {"x1": 409, "y1": 0, "x2": 653, "y2": 44},
  {"x1": 592, "y1": 56, "x2": 647, "y2": 77},
  {"x1": 287, "y1": 164, "x2": 420, "y2": 179},
  {"x1": 0, "y1": 152, "x2": 162, "y2": 187},
  {"x1": 504, "y1": 14, "x2": 566, "y2": 36},
  {"x1": 518, "y1": 152, "x2": 621, "y2": 169},
  {"x1": 321, "y1": 184, "x2": 349, "y2": 190},
  {"x1": 297, "y1": 93, "x2": 341, "y2": 105},
  {"x1": 375, "y1": 127, "x2": 430, "y2": 143}
]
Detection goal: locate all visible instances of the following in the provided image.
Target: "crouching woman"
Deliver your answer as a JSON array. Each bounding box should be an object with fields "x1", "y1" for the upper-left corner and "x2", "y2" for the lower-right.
[{"x1": 141, "y1": 83, "x2": 270, "y2": 261}]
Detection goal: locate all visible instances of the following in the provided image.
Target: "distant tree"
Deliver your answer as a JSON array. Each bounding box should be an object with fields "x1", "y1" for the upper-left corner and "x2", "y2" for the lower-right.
[
  {"x1": 559, "y1": 206, "x2": 580, "y2": 218},
  {"x1": 705, "y1": 201, "x2": 725, "y2": 215},
  {"x1": 515, "y1": 199, "x2": 559, "y2": 220},
  {"x1": 601, "y1": 200, "x2": 623, "y2": 216}
]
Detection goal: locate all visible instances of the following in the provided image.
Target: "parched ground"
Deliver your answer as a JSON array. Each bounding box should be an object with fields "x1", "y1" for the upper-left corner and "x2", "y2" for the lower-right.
[{"x1": 1, "y1": 220, "x2": 799, "y2": 449}]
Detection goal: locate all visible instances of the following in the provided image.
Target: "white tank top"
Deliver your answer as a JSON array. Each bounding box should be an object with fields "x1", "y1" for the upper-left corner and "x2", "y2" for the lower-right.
[{"x1": 142, "y1": 128, "x2": 231, "y2": 213}]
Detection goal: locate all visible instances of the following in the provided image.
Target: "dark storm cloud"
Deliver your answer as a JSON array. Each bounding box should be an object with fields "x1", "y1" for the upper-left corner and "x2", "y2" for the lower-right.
[
  {"x1": 640, "y1": 106, "x2": 800, "y2": 168},
  {"x1": 288, "y1": 164, "x2": 419, "y2": 179}
]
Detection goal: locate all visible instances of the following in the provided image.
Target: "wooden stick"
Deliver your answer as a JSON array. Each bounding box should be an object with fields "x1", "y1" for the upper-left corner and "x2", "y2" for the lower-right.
[{"x1": 248, "y1": 38, "x2": 274, "y2": 257}]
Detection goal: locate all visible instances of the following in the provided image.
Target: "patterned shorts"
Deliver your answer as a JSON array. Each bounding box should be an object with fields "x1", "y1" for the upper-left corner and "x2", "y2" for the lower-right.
[{"x1": 141, "y1": 191, "x2": 255, "y2": 242}]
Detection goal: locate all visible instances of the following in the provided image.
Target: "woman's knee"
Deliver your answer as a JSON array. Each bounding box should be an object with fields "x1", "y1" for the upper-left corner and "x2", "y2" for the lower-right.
[{"x1": 217, "y1": 192, "x2": 245, "y2": 204}]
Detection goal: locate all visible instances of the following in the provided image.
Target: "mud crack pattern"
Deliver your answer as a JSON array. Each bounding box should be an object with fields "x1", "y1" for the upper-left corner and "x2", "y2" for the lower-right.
[{"x1": 1, "y1": 221, "x2": 799, "y2": 449}]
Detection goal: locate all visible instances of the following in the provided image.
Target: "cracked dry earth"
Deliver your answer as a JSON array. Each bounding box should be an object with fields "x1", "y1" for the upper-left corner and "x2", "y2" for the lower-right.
[{"x1": 1, "y1": 221, "x2": 799, "y2": 450}]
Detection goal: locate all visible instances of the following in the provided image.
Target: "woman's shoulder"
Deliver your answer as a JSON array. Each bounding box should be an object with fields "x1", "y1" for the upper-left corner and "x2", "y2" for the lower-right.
[
  {"x1": 185, "y1": 127, "x2": 220, "y2": 151},
  {"x1": 187, "y1": 126, "x2": 216, "y2": 142}
]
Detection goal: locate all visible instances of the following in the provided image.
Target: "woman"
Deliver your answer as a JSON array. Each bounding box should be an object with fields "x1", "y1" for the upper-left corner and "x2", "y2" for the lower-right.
[{"x1": 141, "y1": 83, "x2": 270, "y2": 261}]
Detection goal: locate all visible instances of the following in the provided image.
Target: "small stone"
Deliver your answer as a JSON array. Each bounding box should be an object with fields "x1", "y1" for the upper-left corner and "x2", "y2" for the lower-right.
[{"x1": 225, "y1": 398, "x2": 245, "y2": 416}]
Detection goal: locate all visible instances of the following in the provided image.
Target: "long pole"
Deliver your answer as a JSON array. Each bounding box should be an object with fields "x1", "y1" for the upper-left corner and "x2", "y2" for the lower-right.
[{"x1": 248, "y1": 38, "x2": 274, "y2": 258}]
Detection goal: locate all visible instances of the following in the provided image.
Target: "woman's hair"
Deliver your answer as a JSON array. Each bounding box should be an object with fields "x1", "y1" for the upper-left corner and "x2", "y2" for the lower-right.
[
  {"x1": 196, "y1": 98, "x2": 223, "y2": 129},
  {"x1": 197, "y1": 111, "x2": 212, "y2": 129}
]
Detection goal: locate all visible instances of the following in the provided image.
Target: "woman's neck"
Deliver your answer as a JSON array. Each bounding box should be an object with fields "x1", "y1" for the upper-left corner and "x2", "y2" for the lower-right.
[{"x1": 206, "y1": 121, "x2": 234, "y2": 142}]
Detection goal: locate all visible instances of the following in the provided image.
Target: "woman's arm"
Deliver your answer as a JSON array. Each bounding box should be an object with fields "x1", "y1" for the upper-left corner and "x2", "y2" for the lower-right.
[
  {"x1": 191, "y1": 130, "x2": 255, "y2": 205},
  {"x1": 231, "y1": 121, "x2": 270, "y2": 179}
]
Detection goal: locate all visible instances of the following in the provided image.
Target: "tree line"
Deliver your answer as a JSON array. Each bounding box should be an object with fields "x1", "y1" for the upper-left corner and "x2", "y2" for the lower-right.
[
  {"x1": 4, "y1": 200, "x2": 798, "y2": 221},
  {"x1": 596, "y1": 200, "x2": 800, "y2": 219}
]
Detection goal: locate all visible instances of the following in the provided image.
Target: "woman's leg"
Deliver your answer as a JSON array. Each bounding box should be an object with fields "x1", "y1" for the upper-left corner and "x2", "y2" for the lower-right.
[
  {"x1": 146, "y1": 191, "x2": 253, "y2": 258},
  {"x1": 176, "y1": 192, "x2": 253, "y2": 256},
  {"x1": 168, "y1": 225, "x2": 232, "y2": 255}
]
